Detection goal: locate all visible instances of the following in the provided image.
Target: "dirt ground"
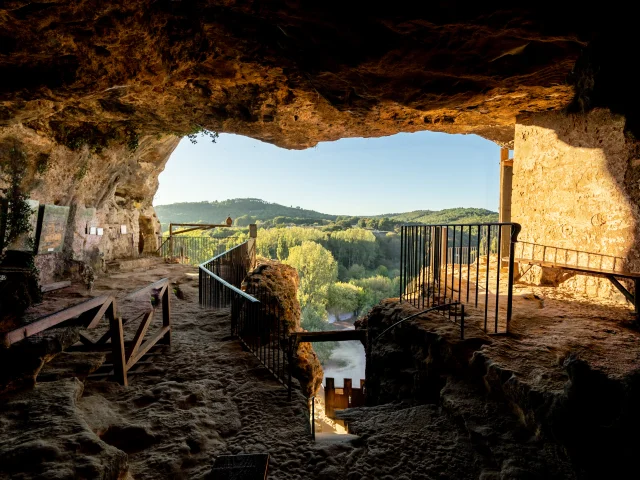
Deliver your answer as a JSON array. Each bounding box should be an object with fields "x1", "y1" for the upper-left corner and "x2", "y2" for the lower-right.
[{"x1": 5, "y1": 260, "x2": 637, "y2": 479}]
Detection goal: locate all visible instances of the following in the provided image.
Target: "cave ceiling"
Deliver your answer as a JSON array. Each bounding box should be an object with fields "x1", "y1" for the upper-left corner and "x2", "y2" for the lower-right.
[{"x1": 0, "y1": 1, "x2": 631, "y2": 149}]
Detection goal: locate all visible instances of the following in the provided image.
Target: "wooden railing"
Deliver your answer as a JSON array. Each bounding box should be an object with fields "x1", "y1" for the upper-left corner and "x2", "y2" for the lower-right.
[
  {"x1": 1, "y1": 294, "x2": 117, "y2": 347},
  {"x1": 73, "y1": 278, "x2": 172, "y2": 385},
  {"x1": 2, "y1": 279, "x2": 172, "y2": 386}
]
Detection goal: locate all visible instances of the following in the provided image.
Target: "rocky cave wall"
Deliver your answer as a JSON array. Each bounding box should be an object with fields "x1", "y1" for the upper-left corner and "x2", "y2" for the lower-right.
[
  {"x1": 0, "y1": 126, "x2": 179, "y2": 283},
  {"x1": 1, "y1": 2, "x2": 638, "y2": 284},
  {"x1": 512, "y1": 109, "x2": 640, "y2": 300}
]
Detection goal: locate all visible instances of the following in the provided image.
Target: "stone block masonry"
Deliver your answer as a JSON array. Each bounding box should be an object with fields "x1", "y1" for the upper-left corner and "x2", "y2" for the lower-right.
[{"x1": 513, "y1": 109, "x2": 640, "y2": 301}]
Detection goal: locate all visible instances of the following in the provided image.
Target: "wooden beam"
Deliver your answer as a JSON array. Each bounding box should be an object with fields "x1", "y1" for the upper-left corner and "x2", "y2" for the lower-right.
[
  {"x1": 126, "y1": 326, "x2": 170, "y2": 369},
  {"x1": 606, "y1": 275, "x2": 635, "y2": 303},
  {"x1": 161, "y1": 286, "x2": 171, "y2": 346},
  {"x1": 515, "y1": 258, "x2": 640, "y2": 279},
  {"x1": 85, "y1": 298, "x2": 114, "y2": 329},
  {"x1": 78, "y1": 332, "x2": 95, "y2": 346},
  {"x1": 1, "y1": 294, "x2": 113, "y2": 346},
  {"x1": 109, "y1": 315, "x2": 128, "y2": 386},
  {"x1": 125, "y1": 278, "x2": 169, "y2": 299},
  {"x1": 41, "y1": 281, "x2": 72, "y2": 293},
  {"x1": 127, "y1": 310, "x2": 154, "y2": 363},
  {"x1": 292, "y1": 330, "x2": 367, "y2": 344}
]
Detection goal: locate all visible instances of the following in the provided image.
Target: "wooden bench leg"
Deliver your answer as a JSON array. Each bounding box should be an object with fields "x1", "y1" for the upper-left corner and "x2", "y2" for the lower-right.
[
  {"x1": 161, "y1": 286, "x2": 171, "y2": 347},
  {"x1": 109, "y1": 313, "x2": 128, "y2": 386}
]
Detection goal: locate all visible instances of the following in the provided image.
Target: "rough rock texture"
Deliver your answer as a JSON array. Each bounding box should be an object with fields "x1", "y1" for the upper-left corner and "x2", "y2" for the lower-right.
[
  {"x1": 244, "y1": 259, "x2": 323, "y2": 397},
  {"x1": 0, "y1": 127, "x2": 178, "y2": 283},
  {"x1": 244, "y1": 259, "x2": 301, "y2": 334},
  {"x1": 1, "y1": 3, "x2": 637, "y2": 286},
  {"x1": 0, "y1": 3, "x2": 608, "y2": 149},
  {"x1": 359, "y1": 297, "x2": 640, "y2": 479},
  {"x1": 0, "y1": 378, "x2": 128, "y2": 480},
  {"x1": 0, "y1": 326, "x2": 81, "y2": 395},
  {"x1": 513, "y1": 109, "x2": 640, "y2": 300},
  {"x1": 2, "y1": 264, "x2": 590, "y2": 480}
]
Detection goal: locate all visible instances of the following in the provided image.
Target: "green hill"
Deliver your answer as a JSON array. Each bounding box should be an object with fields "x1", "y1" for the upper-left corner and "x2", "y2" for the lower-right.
[
  {"x1": 380, "y1": 208, "x2": 498, "y2": 225},
  {"x1": 154, "y1": 199, "x2": 498, "y2": 228},
  {"x1": 154, "y1": 198, "x2": 337, "y2": 226}
]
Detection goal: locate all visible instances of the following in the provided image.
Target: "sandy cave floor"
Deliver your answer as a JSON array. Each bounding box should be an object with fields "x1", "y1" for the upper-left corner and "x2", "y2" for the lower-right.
[
  {"x1": 1, "y1": 262, "x2": 487, "y2": 479},
  {"x1": 4, "y1": 261, "x2": 640, "y2": 478}
]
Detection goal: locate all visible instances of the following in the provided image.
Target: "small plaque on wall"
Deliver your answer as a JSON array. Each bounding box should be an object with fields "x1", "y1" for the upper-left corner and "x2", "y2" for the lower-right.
[{"x1": 36, "y1": 204, "x2": 70, "y2": 254}]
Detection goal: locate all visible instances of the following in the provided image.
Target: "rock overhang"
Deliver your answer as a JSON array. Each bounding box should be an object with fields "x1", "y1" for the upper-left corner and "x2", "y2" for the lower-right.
[{"x1": 2, "y1": 2, "x2": 626, "y2": 151}]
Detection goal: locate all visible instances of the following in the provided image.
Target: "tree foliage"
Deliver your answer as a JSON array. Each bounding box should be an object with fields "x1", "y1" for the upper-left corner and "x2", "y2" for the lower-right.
[
  {"x1": 285, "y1": 241, "x2": 337, "y2": 308},
  {"x1": 327, "y1": 228, "x2": 378, "y2": 268},
  {"x1": 327, "y1": 282, "x2": 363, "y2": 317}
]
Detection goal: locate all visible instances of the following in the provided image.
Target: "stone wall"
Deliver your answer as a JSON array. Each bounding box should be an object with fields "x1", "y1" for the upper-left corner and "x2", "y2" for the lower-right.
[
  {"x1": 512, "y1": 109, "x2": 640, "y2": 301},
  {"x1": 0, "y1": 125, "x2": 179, "y2": 283}
]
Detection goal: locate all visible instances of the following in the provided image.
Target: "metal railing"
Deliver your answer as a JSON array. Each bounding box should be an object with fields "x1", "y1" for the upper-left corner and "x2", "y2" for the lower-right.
[
  {"x1": 515, "y1": 241, "x2": 627, "y2": 273},
  {"x1": 309, "y1": 396, "x2": 316, "y2": 440},
  {"x1": 158, "y1": 235, "x2": 227, "y2": 266},
  {"x1": 400, "y1": 223, "x2": 521, "y2": 335},
  {"x1": 447, "y1": 246, "x2": 478, "y2": 265},
  {"x1": 198, "y1": 240, "x2": 293, "y2": 398}
]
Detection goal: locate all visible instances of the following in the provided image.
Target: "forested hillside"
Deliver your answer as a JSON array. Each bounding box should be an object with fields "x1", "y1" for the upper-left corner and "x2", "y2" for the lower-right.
[
  {"x1": 155, "y1": 198, "x2": 337, "y2": 226},
  {"x1": 155, "y1": 199, "x2": 497, "y2": 229},
  {"x1": 156, "y1": 199, "x2": 498, "y2": 363},
  {"x1": 383, "y1": 208, "x2": 498, "y2": 224}
]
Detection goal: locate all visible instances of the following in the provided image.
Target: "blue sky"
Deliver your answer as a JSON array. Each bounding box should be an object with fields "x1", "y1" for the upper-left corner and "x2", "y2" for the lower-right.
[{"x1": 154, "y1": 131, "x2": 501, "y2": 216}]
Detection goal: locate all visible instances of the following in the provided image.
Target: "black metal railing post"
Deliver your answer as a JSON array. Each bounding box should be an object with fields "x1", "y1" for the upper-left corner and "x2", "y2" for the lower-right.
[
  {"x1": 198, "y1": 241, "x2": 295, "y2": 397},
  {"x1": 399, "y1": 222, "x2": 521, "y2": 337}
]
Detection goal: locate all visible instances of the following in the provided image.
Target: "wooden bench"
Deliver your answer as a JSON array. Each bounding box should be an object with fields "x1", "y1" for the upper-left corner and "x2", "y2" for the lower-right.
[
  {"x1": 1, "y1": 278, "x2": 172, "y2": 385},
  {"x1": 515, "y1": 258, "x2": 640, "y2": 320}
]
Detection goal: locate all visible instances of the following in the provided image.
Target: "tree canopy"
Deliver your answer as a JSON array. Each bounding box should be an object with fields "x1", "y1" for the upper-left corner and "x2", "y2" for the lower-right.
[{"x1": 286, "y1": 241, "x2": 337, "y2": 308}]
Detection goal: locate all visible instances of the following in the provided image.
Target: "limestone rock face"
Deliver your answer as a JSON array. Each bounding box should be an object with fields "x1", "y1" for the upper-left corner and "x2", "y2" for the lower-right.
[
  {"x1": 0, "y1": 3, "x2": 635, "y2": 281},
  {"x1": 244, "y1": 259, "x2": 323, "y2": 397},
  {"x1": 0, "y1": 2, "x2": 610, "y2": 149},
  {"x1": 0, "y1": 126, "x2": 179, "y2": 281}
]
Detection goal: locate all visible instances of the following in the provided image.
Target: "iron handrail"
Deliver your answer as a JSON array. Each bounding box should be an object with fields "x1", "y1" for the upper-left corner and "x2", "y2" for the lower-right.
[
  {"x1": 401, "y1": 222, "x2": 521, "y2": 229},
  {"x1": 199, "y1": 240, "x2": 250, "y2": 268},
  {"x1": 199, "y1": 241, "x2": 294, "y2": 399},
  {"x1": 310, "y1": 396, "x2": 316, "y2": 440},
  {"x1": 373, "y1": 303, "x2": 460, "y2": 344},
  {"x1": 198, "y1": 264, "x2": 259, "y2": 303}
]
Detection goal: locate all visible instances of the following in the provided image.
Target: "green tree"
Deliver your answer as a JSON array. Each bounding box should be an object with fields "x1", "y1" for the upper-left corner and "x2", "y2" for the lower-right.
[
  {"x1": 234, "y1": 214, "x2": 256, "y2": 227},
  {"x1": 351, "y1": 275, "x2": 399, "y2": 315},
  {"x1": 276, "y1": 235, "x2": 288, "y2": 260},
  {"x1": 327, "y1": 282, "x2": 363, "y2": 318},
  {"x1": 327, "y1": 228, "x2": 378, "y2": 268},
  {"x1": 346, "y1": 264, "x2": 366, "y2": 280},
  {"x1": 300, "y1": 305, "x2": 336, "y2": 363},
  {"x1": 377, "y1": 217, "x2": 395, "y2": 231},
  {"x1": 286, "y1": 241, "x2": 337, "y2": 308},
  {"x1": 376, "y1": 265, "x2": 389, "y2": 277}
]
